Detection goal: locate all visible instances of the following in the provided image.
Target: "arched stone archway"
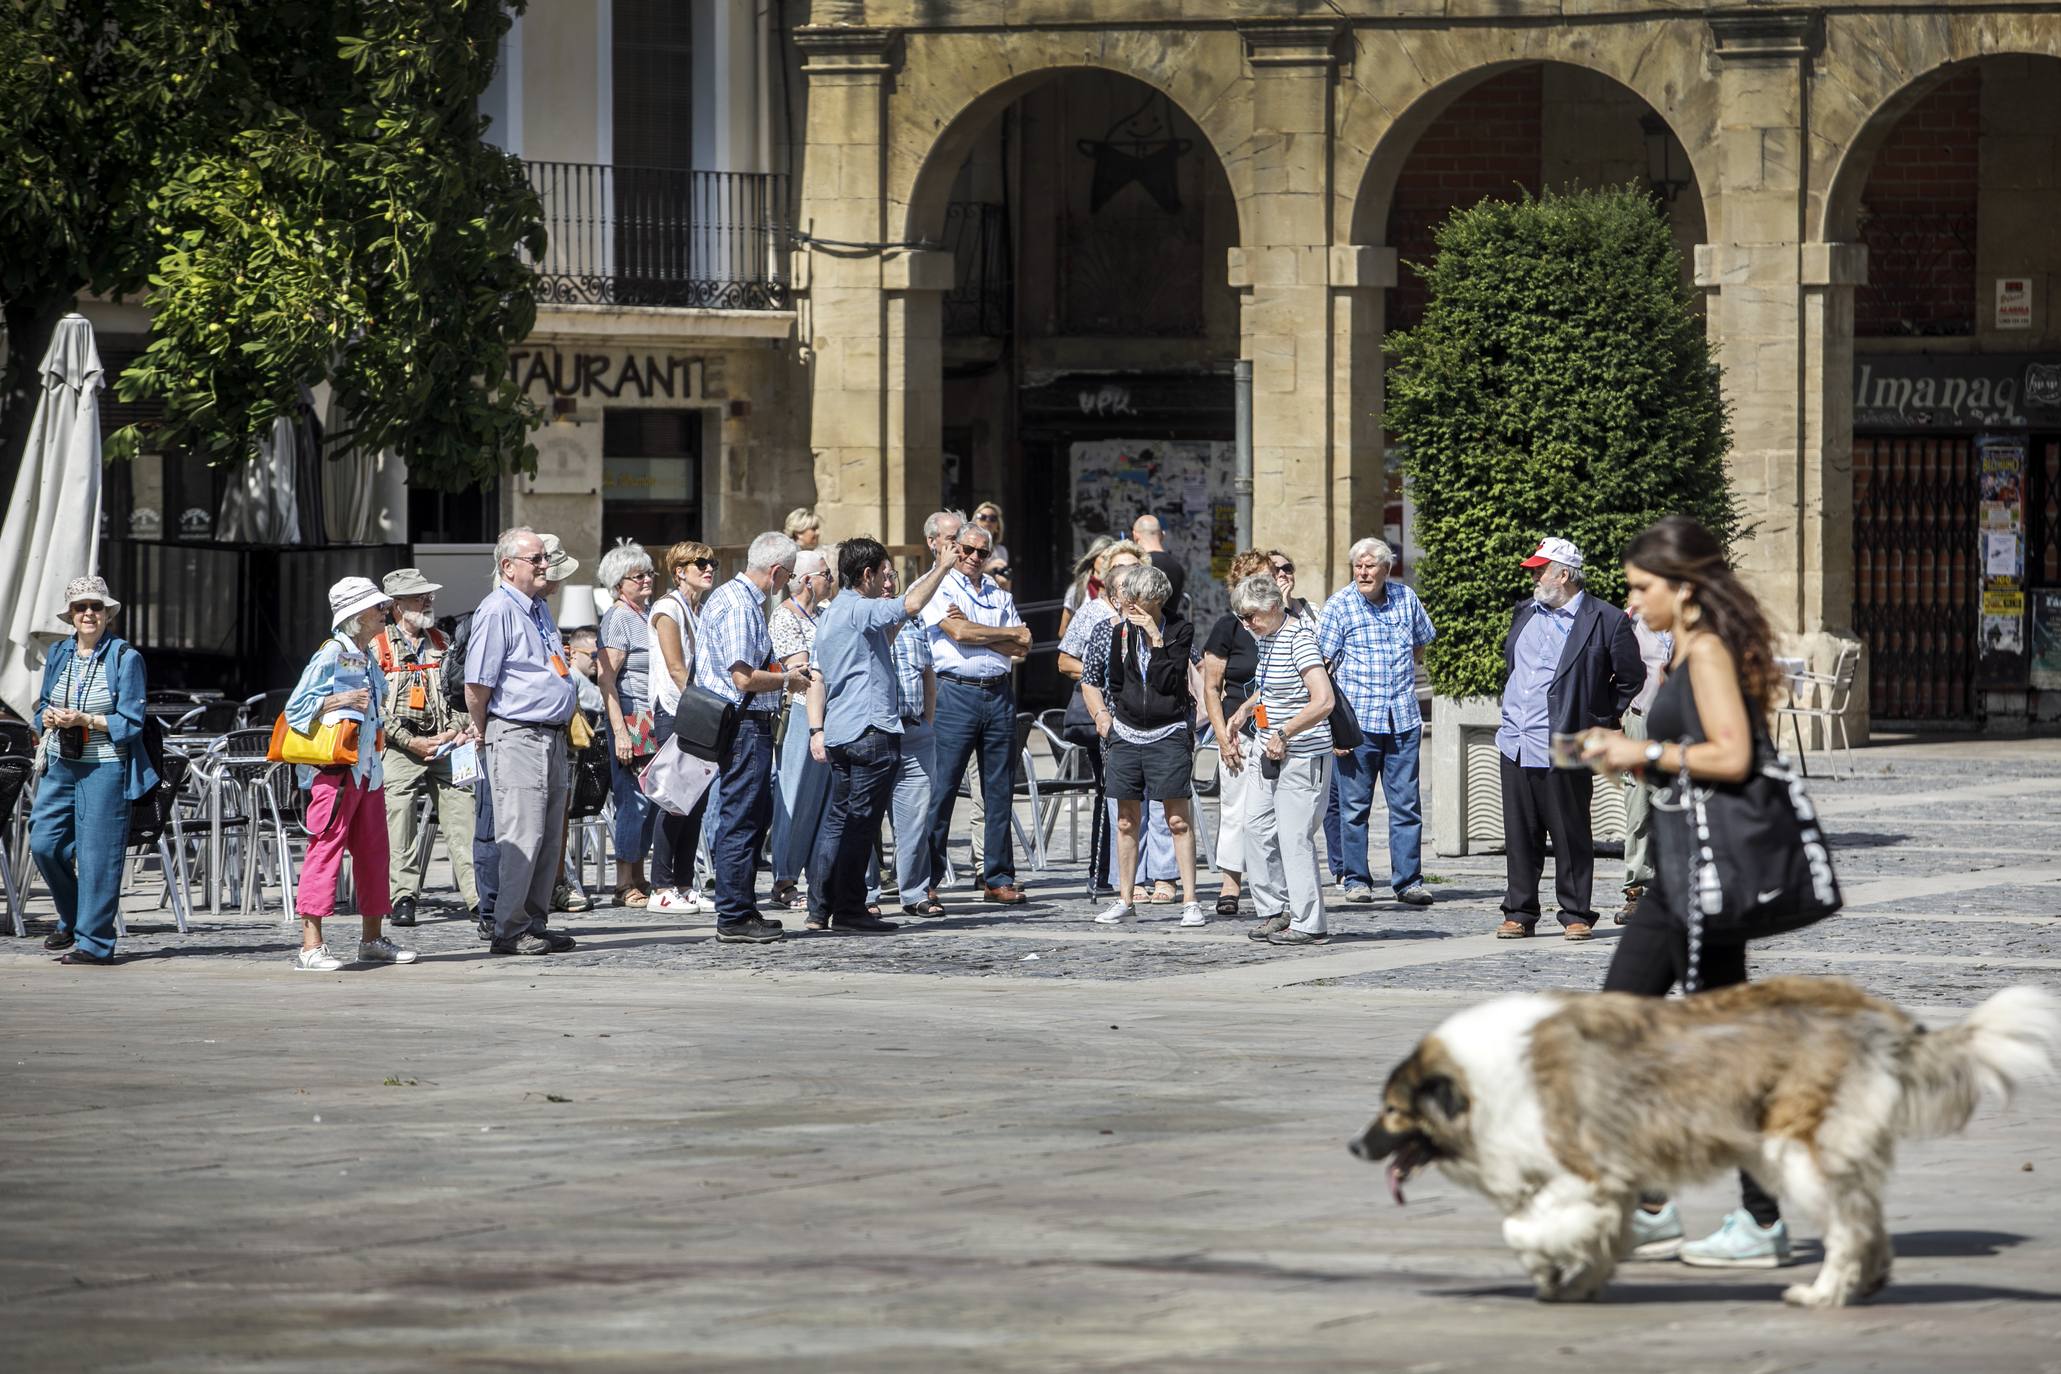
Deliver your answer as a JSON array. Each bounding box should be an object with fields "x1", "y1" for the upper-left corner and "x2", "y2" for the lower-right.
[{"x1": 1813, "y1": 14, "x2": 2061, "y2": 244}]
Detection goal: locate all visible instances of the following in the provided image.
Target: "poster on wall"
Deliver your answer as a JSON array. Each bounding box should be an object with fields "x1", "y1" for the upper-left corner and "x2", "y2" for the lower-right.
[
  {"x1": 1069, "y1": 438, "x2": 1235, "y2": 626},
  {"x1": 2030, "y1": 589, "x2": 2061, "y2": 691},
  {"x1": 1977, "y1": 435, "x2": 2029, "y2": 687},
  {"x1": 1995, "y1": 278, "x2": 2033, "y2": 331}
]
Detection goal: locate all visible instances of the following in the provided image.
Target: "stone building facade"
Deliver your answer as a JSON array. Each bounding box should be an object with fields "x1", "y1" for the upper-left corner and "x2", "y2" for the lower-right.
[{"x1": 787, "y1": 0, "x2": 2061, "y2": 731}]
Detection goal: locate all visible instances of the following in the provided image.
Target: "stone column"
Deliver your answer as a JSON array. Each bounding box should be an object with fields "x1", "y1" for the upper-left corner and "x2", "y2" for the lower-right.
[
  {"x1": 794, "y1": 26, "x2": 941, "y2": 548},
  {"x1": 1234, "y1": 23, "x2": 1348, "y2": 594},
  {"x1": 1699, "y1": 12, "x2": 1867, "y2": 734}
]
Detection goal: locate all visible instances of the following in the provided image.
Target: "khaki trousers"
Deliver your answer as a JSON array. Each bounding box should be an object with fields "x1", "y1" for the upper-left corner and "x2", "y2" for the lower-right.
[
  {"x1": 382, "y1": 745, "x2": 479, "y2": 908},
  {"x1": 1621, "y1": 708, "x2": 1656, "y2": 891}
]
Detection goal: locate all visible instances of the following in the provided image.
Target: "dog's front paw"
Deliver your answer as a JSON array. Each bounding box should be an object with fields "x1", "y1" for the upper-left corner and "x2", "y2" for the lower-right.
[{"x1": 1783, "y1": 1282, "x2": 1848, "y2": 1309}]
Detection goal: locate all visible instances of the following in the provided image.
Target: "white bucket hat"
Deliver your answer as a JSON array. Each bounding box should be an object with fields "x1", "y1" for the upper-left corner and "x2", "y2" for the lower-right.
[
  {"x1": 57, "y1": 575, "x2": 122, "y2": 625},
  {"x1": 328, "y1": 576, "x2": 393, "y2": 628}
]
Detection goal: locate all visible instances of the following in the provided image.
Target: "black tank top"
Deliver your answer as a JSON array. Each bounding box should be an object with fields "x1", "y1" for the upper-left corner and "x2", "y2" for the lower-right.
[{"x1": 1646, "y1": 658, "x2": 1703, "y2": 746}]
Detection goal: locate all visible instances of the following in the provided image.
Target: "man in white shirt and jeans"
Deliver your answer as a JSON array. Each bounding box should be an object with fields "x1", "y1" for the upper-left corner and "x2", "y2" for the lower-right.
[{"x1": 921, "y1": 522, "x2": 1032, "y2": 905}]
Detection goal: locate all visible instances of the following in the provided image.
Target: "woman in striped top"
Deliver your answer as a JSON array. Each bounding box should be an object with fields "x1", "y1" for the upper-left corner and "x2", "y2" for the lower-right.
[
  {"x1": 1223, "y1": 573, "x2": 1336, "y2": 945},
  {"x1": 30, "y1": 577, "x2": 158, "y2": 965}
]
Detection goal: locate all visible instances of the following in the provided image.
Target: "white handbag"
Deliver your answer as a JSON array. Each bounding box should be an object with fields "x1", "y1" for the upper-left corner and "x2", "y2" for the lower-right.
[{"x1": 638, "y1": 737, "x2": 718, "y2": 817}]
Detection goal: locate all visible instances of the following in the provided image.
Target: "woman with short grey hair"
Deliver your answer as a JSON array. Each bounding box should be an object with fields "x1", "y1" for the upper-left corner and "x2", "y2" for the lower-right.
[
  {"x1": 597, "y1": 539, "x2": 659, "y2": 906},
  {"x1": 1225, "y1": 573, "x2": 1337, "y2": 945},
  {"x1": 1083, "y1": 562, "x2": 1204, "y2": 927}
]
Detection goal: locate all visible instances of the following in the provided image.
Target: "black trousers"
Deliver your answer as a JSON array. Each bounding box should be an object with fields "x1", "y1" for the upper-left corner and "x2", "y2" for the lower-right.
[
  {"x1": 1604, "y1": 899, "x2": 1781, "y2": 1227},
  {"x1": 1499, "y1": 753, "x2": 1595, "y2": 925}
]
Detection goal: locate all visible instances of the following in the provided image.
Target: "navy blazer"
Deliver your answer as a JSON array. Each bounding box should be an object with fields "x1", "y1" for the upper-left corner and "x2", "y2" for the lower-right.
[{"x1": 1501, "y1": 594, "x2": 1644, "y2": 736}]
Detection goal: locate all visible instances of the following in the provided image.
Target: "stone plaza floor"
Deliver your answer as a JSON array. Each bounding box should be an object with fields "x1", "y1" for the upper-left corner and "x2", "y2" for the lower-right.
[{"x1": 4, "y1": 735, "x2": 2060, "y2": 1370}]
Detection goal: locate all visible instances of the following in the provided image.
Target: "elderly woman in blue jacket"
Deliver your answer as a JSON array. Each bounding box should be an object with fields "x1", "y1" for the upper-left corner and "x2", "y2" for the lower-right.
[
  {"x1": 31, "y1": 576, "x2": 158, "y2": 965},
  {"x1": 282, "y1": 577, "x2": 420, "y2": 973}
]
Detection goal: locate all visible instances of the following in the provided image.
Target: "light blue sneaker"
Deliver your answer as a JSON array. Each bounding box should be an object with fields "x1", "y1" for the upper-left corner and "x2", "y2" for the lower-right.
[
  {"x1": 1624, "y1": 1200, "x2": 1684, "y2": 1261},
  {"x1": 1678, "y1": 1208, "x2": 1794, "y2": 1268}
]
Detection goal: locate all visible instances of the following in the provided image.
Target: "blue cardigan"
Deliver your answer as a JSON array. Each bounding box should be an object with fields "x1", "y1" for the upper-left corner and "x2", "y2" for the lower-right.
[{"x1": 35, "y1": 634, "x2": 160, "y2": 802}]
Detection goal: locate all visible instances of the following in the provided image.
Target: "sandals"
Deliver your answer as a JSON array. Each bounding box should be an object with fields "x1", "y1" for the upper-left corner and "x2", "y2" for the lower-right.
[
  {"x1": 1618, "y1": 885, "x2": 1644, "y2": 926},
  {"x1": 1150, "y1": 881, "x2": 1178, "y2": 905},
  {"x1": 769, "y1": 883, "x2": 805, "y2": 911},
  {"x1": 1214, "y1": 893, "x2": 1241, "y2": 917},
  {"x1": 907, "y1": 897, "x2": 947, "y2": 917}
]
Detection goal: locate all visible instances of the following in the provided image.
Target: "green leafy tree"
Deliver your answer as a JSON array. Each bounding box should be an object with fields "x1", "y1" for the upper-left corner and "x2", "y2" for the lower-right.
[
  {"x1": 0, "y1": 0, "x2": 542, "y2": 497},
  {"x1": 1387, "y1": 186, "x2": 1736, "y2": 699}
]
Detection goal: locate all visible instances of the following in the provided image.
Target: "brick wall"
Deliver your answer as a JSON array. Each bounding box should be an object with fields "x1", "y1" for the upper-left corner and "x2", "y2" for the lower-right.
[
  {"x1": 1386, "y1": 67, "x2": 1544, "y2": 330},
  {"x1": 1855, "y1": 68, "x2": 1981, "y2": 338}
]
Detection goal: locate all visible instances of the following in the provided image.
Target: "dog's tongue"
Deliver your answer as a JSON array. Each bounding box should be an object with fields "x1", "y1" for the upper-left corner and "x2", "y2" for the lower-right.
[{"x1": 1386, "y1": 1161, "x2": 1407, "y2": 1206}]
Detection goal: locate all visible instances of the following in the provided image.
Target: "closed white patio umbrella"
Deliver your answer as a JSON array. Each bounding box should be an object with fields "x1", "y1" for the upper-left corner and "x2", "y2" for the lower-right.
[{"x1": 0, "y1": 314, "x2": 104, "y2": 722}]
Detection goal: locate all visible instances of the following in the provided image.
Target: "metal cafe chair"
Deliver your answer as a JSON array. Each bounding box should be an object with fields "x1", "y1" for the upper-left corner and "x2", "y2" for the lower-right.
[
  {"x1": 1775, "y1": 643, "x2": 1861, "y2": 779},
  {"x1": 0, "y1": 757, "x2": 31, "y2": 937}
]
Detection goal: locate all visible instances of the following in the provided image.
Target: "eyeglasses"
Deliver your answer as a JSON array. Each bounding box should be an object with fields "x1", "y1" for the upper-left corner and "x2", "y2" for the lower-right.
[
  {"x1": 511, "y1": 553, "x2": 549, "y2": 568},
  {"x1": 628, "y1": 570, "x2": 654, "y2": 581},
  {"x1": 687, "y1": 558, "x2": 717, "y2": 572}
]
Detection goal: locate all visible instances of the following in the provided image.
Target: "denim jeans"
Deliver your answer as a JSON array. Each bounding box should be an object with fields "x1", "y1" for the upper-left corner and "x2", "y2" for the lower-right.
[
  {"x1": 30, "y1": 756, "x2": 130, "y2": 958},
  {"x1": 602, "y1": 711, "x2": 657, "y2": 868},
  {"x1": 472, "y1": 748, "x2": 497, "y2": 920},
  {"x1": 809, "y1": 728, "x2": 902, "y2": 920},
  {"x1": 1330, "y1": 728, "x2": 1425, "y2": 894},
  {"x1": 890, "y1": 719, "x2": 937, "y2": 900},
  {"x1": 928, "y1": 678, "x2": 1016, "y2": 889},
  {"x1": 711, "y1": 712, "x2": 777, "y2": 923}
]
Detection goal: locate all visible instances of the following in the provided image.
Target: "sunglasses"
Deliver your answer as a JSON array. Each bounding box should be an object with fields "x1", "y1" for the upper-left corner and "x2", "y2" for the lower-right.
[
  {"x1": 955, "y1": 542, "x2": 987, "y2": 556},
  {"x1": 511, "y1": 553, "x2": 550, "y2": 568},
  {"x1": 683, "y1": 557, "x2": 717, "y2": 572},
  {"x1": 69, "y1": 603, "x2": 104, "y2": 614},
  {"x1": 1272, "y1": 563, "x2": 1294, "y2": 577},
  {"x1": 975, "y1": 512, "x2": 999, "y2": 522}
]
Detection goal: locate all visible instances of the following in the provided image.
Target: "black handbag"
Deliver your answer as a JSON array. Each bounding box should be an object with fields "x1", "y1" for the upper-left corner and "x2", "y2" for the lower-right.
[
  {"x1": 1324, "y1": 658, "x2": 1365, "y2": 752},
  {"x1": 673, "y1": 684, "x2": 740, "y2": 762},
  {"x1": 1653, "y1": 736, "x2": 1841, "y2": 990}
]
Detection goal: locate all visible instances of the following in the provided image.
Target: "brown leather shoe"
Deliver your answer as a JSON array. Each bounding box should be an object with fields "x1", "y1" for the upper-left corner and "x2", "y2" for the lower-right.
[
  {"x1": 1495, "y1": 919, "x2": 1534, "y2": 939},
  {"x1": 984, "y1": 885, "x2": 1028, "y2": 905},
  {"x1": 1618, "y1": 885, "x2": 1643, "y2": 925},
  {"x1": 1563, "y1": 921, "x2": 1596, "y2": 941}
]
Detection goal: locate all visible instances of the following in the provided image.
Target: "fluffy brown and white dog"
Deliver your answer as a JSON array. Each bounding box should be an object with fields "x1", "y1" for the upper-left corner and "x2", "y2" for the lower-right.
[{"x1": 1350, "y1": 977, "x2": 2059, "y2": 1307}]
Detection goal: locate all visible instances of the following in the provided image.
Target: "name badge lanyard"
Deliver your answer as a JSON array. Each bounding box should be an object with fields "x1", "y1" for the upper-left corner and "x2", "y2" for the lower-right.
[{"x1": 68, "y1": 641, "x2": 105, "y2": 716}]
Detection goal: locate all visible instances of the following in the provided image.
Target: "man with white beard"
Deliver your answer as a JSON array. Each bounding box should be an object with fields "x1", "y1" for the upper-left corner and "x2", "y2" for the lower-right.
[
  {"x1": 1493, "y1": 538, "x2": 1642, "y2": 943},
  {"x1": 374, "y1": 567, "x2": 478, "y2": 926}
]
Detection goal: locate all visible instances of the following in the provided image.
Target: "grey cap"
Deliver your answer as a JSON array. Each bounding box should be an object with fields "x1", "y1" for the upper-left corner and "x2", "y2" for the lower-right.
[{"x1": 381, "y1": 567, "x2": 443, "y2": 597}]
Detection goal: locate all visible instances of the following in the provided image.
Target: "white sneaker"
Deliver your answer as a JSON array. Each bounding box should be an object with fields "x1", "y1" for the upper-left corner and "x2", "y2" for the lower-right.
[
  {"x1": 295, "y1": 945, "x2": 344, "y2": 972},
  {"x1": 357, "y1": 937, "x2": 418, "y2": 965},
  {"x1": 1093, "y1": 900, "x2": 1134, "y2": 925},
  {"x1": 1178, "y1": 903, "x2": 1207, "y2": 927},
  {"x1": 652, "y1": 887, "x2": 709, "y2": 915}
]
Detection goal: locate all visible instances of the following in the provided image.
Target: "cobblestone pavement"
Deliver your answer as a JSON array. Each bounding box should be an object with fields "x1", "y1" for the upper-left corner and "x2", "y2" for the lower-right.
[{"x1": 4, "y1": 737, "x2": 2060, "y2": 1370}]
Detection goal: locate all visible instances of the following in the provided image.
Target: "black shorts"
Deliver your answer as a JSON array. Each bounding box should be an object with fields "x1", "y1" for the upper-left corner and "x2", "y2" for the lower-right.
[{"x1": 1105, "y1": 731, "x2": 1193, "y2": 802}]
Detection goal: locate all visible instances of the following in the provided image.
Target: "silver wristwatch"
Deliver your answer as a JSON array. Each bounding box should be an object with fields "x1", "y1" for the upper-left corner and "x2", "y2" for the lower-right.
[{"x1": 1643, "y1": 740, "x2": 1665, "y2": 769}]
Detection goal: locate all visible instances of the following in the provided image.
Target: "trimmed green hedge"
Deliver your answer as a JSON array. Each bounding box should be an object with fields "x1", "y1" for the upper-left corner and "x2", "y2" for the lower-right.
[{"x1": 1388, "y1": 186, "x2": 1736, "y2": 699}]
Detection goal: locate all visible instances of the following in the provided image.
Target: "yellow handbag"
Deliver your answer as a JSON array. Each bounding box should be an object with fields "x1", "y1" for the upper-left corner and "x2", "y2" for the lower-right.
[
  {"x1": 267, "y1": 712, "x2": 363, "y2": 767},
  {"x1": 567, "y1": 711, "x2": 594, "y2": 750}
]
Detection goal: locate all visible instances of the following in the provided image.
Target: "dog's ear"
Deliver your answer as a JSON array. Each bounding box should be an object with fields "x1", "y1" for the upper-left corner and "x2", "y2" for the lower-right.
[{"x1": 1415, "y1": 1074, "x2": 1467, "y2": 1123}]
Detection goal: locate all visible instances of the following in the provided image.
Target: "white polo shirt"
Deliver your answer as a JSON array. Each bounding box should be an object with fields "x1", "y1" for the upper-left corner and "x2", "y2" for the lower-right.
[{"x1": 921, "y1": 570, "x2": 1022, "y2": 679}]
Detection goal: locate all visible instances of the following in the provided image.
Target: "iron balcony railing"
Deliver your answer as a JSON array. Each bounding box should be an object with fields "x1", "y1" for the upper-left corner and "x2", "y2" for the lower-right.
[{"x1": 524, "y1": 162, "x2": 792, "y2": 311}]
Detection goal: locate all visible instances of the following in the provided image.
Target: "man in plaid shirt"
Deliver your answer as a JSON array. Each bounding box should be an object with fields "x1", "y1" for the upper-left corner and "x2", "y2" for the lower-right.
[{"x1": 1316, "y1": 536, "x2": 1437, "y2": 908}]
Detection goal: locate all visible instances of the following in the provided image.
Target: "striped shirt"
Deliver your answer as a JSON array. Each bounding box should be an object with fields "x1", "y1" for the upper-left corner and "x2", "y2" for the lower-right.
[
  {"x1": 50, "y1": 646, "x2": 119, "y2": 763},
  {"x1": 1252, "y1": 616, "x2": 1333, "y2": 758}
]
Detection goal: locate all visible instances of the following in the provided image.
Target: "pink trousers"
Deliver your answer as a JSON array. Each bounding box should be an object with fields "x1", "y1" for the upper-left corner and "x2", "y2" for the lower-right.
[{"x1": 295, "y1": 771, "x2": 392, "y2": 920}]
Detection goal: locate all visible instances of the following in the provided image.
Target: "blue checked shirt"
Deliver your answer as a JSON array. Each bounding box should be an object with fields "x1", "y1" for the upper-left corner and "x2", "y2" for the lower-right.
[
  {"x1": 1316, "y1": 579, "x2": 1436, "y2": 735},
  {"x1": 891, "y1": 615, "x2": 933, "y2": 721},
  {"x1": 695, "y1": 573, "x2": 776, "y2": 713}
]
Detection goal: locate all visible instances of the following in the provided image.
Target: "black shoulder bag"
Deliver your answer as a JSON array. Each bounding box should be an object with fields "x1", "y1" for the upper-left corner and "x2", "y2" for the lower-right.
[
  {"x1": 1652, "y1": 735, "x2": 1842, "y2": 992},
  {"x1": 667, "y1": 595, "x2": 740, "y2": 763}
]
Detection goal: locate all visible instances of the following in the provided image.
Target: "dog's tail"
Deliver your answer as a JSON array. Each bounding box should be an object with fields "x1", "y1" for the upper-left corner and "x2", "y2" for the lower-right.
[{"x1": 1895, "y1": 985, "x2": 2061, "y2": 1139}]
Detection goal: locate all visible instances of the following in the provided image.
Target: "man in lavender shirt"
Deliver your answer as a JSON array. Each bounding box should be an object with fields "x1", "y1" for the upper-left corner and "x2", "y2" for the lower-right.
[{"x1": 464, "y1": 526, "x2": 581, "y2": 956}]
